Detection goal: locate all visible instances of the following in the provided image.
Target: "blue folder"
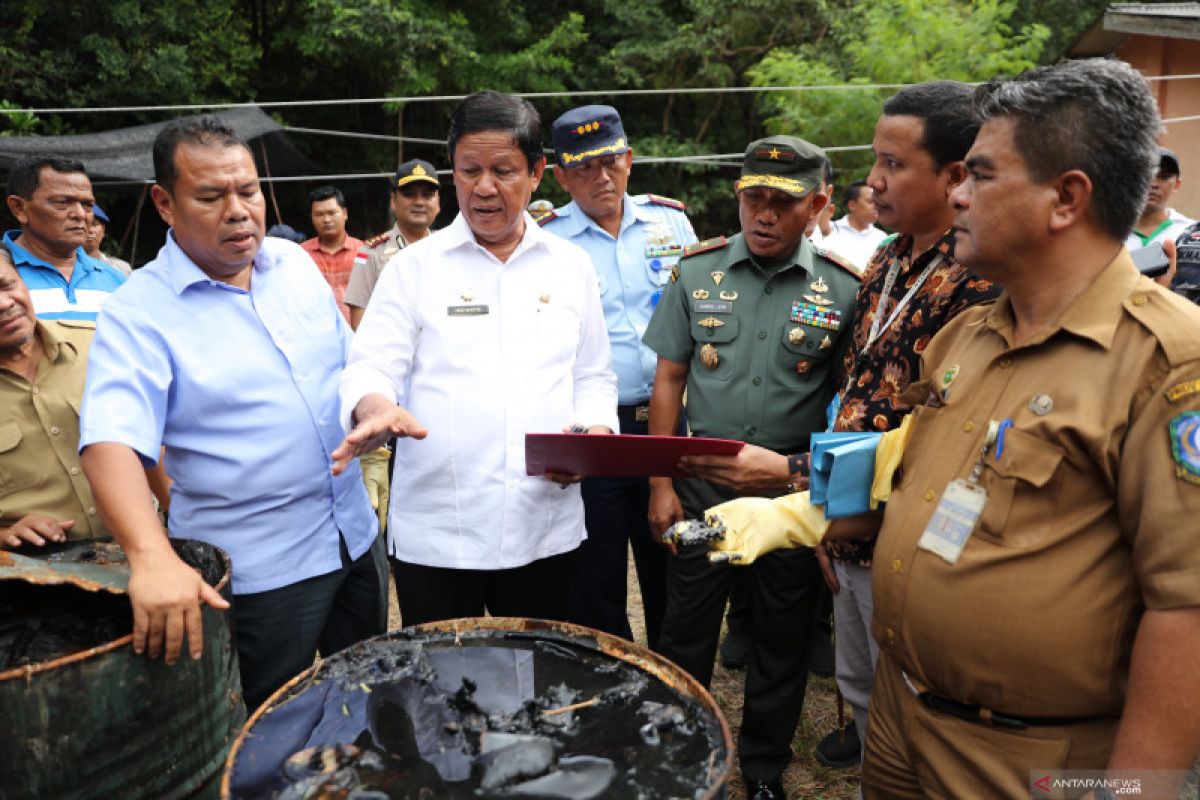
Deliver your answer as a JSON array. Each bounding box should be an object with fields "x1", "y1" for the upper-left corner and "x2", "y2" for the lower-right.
[{"x1": 809, "y1": 432, "x2": 882, "y2": 518}]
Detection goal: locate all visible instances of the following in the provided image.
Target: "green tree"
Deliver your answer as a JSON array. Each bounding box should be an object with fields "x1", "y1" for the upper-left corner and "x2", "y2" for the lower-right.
[
  {"x1": 749, "y1": 0, "x2": 1048, "y2": 180},
  {"x1": 0, "y1": 0, "x2": 258, "y2": 130}
]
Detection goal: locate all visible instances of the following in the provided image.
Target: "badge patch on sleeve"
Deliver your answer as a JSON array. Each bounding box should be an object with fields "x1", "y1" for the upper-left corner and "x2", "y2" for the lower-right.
[{"x1": 1170, "y1": 412, "x2": 1200, "y2": 484}]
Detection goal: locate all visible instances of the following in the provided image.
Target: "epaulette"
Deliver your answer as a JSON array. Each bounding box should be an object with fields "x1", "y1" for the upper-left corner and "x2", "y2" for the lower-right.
[
  {"x1": 53, "y1": 319, "x2": 97, "y2": 330},
  {"x1": 363, "y1": 231, "x2": 391, "y2": 248},
  {"x1": 1125, "y1": 282, "x2": 1200, "y2": 367},
  {"x1": 534, "y1": 210, "x2": 558, "y2": 226},
  {"x1": 814, "y1": 246, "x2": 863, "y2": 280},
  {"x1": 682, "y1": 237, "x2": 727, "y2": 258},
  {"x1": 645, "y1": 193, "x2": 687, "y2": 211}
]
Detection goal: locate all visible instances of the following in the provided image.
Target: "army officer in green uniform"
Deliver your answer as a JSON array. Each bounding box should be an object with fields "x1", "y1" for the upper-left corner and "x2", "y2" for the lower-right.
[{"x1": 643, "y1": 135, "x2": 859, "y2": 800}]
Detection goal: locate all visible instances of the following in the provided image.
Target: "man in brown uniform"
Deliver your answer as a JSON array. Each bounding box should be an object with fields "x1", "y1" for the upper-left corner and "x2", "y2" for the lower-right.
[
  {"x1": 864, "y1": 59, "x2": 1200, "y2": 798},
  {"x1": 0, "y1": 258, "x2": 105, "y2": 547}
]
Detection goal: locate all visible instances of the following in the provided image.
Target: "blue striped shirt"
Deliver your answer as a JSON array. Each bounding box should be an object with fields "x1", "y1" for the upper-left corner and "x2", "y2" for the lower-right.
[{"x1": 3, "y1": 230, "x2": 126, "y2": 320}]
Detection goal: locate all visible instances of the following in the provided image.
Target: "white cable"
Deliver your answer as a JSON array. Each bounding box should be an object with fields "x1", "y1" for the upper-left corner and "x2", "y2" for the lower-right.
[{"x1": 5, "y1": 73, "x2": 1197, "y2": 116}]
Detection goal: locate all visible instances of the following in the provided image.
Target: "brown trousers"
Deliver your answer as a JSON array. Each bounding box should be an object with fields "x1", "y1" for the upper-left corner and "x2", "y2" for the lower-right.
[{"x1": 863, "y1": 652, "x2": 1119, "y2": 799}]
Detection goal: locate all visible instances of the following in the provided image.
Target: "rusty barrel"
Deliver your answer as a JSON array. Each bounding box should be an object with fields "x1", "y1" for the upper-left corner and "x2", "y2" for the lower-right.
[
  {"x1": 1, "y1": 539, "x2": 245, "y2": 799},
  {"x1": 222, "y1": 617, "x2": 733, "y2": 799}
]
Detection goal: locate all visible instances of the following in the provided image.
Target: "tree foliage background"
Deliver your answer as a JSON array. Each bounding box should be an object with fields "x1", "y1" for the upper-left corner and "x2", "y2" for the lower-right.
[{"x1": 1, "y1": 0, "x2": 1114, "y2": 255}]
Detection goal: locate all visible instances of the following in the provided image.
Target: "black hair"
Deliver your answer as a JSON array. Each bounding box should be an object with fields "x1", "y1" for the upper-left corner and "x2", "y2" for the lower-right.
[
  {"x1": 844, "y1": 180, "x2": 869, "y2": 206},
  {"x1": 973, "y1": 58, "x2": 1160, "y2": 240},
  {"x1": 308, "y1": 185, "x2": 347, "y2": 208},
  {"x1": 266, "y1": 223, "x2": 306, "y2": 244},
  {"x1": 153, "y1": 115, "x2": 249, "y2": 194},
  {"x1": 447, "y1": 91, "x2": 543, "y2": 174},
  {"x1": 7, "y1": 155, "x2": 88, "y2": 198},
  {"x1": 882, "y1": 81, "x2": 982, "y2": 170}
]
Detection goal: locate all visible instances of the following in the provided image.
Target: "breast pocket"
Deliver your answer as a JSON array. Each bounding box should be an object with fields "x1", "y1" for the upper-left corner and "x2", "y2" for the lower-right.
[
  {"x1": 292, "y1": 302, "x2": 346, "y2": 373},
  {"x1": 894, "y1": 403, "x2": 945, "y2": 490},
  {"x1": 690, "y1": 316, "x2": 739, "y2": 382},
  {"x1": 645, "y1": 257, "x2": 678, "y2": 288},
  {"x1": 778, "y1": 324, "x2": 835, "y2": 384},
  {"x1": 977, "y1": 427, "x2": 1064, "y2": 548},
  {"x1": 536, "y1": 305, "x2": 583, "y2": 362},
  {"x1": 0, "y1": 420, "x2": 40, "y2": 496}
]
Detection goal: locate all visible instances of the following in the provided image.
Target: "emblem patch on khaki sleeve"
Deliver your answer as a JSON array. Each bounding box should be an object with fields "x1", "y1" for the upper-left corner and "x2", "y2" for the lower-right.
[{"x1": 1170, "y1": 412, "x2": 1200, "y2": 484}]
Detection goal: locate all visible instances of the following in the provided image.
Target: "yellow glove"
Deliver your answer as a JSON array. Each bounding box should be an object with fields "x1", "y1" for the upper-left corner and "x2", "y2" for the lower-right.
[
  {"x1": 665, "y1": 414, "x2": 915, "y2": 565},
  {"x1": 702, "y1": 494, "x2": 831, "y2": 564},
  {"x1": 871, "y1": 414, "x2": 913, "y2": 507},
  {"x1": 359, "y1": 447, "x2": 391, "y2": 535}
]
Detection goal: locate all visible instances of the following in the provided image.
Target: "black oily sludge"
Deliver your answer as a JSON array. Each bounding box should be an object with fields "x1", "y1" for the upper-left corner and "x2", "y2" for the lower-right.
[{"x1": 227, "y1": 630, "x2": 728, "y2": 799}]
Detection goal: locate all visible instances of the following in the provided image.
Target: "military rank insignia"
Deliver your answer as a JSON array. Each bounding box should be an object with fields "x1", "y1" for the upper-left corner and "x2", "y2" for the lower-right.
[
  {"x1": 1167, "y1": 380, "x2": 1200, "y2": 403},
  {"x1": 646, "y1": 243, "x2": 684, "y2": 258},
  {"x1": 1170, "y1": 412, "x2": 1200, "y2": 485},
  {"x1": 791, "y1": 300, "x2": 842, "y2": 331}
]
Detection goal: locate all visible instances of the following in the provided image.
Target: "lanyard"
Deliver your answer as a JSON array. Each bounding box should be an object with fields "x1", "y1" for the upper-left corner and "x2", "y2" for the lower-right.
[
  {"x1": 860, "y1": 252, "x2": 945, "y2": 359},
  {"x1": 828, "y1": 250, "x2": 944, "y2": 428}
]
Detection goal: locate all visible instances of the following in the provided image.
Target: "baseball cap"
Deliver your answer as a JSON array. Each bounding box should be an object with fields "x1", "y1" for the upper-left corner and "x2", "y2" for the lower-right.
[
  {"x1": 1160, "y1": 147, "x2": 1181, "y2": 177},
  {"x1": 734, "y1": 136, "x2": 825, "y2": 199}
]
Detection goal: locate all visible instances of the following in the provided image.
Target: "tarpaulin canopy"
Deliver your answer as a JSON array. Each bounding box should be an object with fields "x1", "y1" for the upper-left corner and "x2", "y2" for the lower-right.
[{"x1": 0, "y1": 106, "x2": 320, "y2": 182}]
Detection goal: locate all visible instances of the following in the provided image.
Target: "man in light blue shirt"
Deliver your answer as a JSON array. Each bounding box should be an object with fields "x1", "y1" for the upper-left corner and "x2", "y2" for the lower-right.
[
  {"x1": 79, "y1": 116, "x2": 384, "y2": 710},
  {"x1": 3, "y1": 155, "x2": 126, "y2": 320},
  {"x1": 539, "y1": 105, "x2": 697, "y2": 650}
]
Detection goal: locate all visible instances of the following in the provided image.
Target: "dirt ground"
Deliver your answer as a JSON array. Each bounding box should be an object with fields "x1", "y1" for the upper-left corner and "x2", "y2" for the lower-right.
[
  {"x1": 624, "y1": 556, "x2": 861, "y2": 800},
  {"x1": 385, "y1": 551, "x2": 860, "y2": 799}
]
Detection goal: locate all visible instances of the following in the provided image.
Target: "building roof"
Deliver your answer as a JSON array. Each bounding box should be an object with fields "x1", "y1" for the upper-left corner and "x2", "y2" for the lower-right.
[{"x1": 1068, "y1": 3, "x2": 1200, "y2": 57}]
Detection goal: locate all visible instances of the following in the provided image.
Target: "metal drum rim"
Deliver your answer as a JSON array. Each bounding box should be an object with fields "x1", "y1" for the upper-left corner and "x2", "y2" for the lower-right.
[
  {"x1": 0, "y1": 545, "x2": 233, "y2": 682},
  {"x1": 220, "y1": 616, "x2": 735, "y2": 800}
]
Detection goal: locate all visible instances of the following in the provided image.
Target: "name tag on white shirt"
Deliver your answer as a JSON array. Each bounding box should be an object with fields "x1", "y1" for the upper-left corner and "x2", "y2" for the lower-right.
[{"x1": 448, "y1": 304, "x2": 490, "y2": 316}]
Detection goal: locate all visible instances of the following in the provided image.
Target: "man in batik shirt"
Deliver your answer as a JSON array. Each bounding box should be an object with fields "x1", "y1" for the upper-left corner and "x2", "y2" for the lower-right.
[{"x1": 789, "y1": 81, "x2": 1000, "y2": 769}]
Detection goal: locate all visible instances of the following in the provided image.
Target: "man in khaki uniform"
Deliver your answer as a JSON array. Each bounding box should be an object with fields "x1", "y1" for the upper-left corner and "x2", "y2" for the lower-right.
[
  {"x1": 345, "y1": 160, "x2": 442, "y2": 532},
  {"x1": 864, "y1": 59, "x2": 1200, "y2": 798},
  {"x1": 345, "y1": 159, "x2": 441, "y2": 330},
  {"x1": 0, "y1": 257, "x2": 106, "y2": 547}
]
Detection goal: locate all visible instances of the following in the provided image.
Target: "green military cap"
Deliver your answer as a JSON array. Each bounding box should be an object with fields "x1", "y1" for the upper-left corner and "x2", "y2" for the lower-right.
[{"x1": 734, "y1": 136, "x2": 825, "y2": 199}]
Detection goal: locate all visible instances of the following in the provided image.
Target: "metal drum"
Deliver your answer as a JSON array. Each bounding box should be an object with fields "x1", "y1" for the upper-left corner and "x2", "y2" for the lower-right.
[
  {"x1": 222, "y1": 617, "x2": 733, "y2": 799},
  {"x1": 1, "y1": 539, "x2": 245, "y2": 799}
]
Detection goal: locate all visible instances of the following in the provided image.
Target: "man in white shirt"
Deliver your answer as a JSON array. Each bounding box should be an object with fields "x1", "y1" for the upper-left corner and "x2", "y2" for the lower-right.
[
  {"x1": 812, "y1": 180, "x2": 888, "y2": 271},
  {"x1": 333, "y1": 91, "x2": 619, "y2": 626},
  {"x1": 1125, "y1": 147, "x2": 1194, "y2": 250}
]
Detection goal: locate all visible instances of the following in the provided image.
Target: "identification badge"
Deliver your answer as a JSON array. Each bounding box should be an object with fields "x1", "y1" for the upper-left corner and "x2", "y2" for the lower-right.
[
  {"x1": 448, "y1": 304, "x2": 489, "y2": 316},
  {"x1": 917, "y1": 479, "x2": 987, "y2": 564},
  {"x1": 694, "y1": 300, "x2": 733, "y2": 314}
]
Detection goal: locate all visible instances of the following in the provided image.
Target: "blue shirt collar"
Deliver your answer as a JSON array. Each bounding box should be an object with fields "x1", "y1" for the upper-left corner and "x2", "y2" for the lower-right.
[
  {"x1": 164, "y1": 230, "x2": 283, "y2": 295},
  {"x1": 3, "y1": 229, "x2": 105, "y2": 275},
  {"x1": 554, "y1": 194, "x2": 640, "y2": 239}
]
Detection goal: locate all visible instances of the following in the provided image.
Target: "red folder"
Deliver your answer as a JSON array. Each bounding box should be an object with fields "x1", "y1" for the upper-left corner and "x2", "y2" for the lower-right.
[{"x1": 524, "y1": 433, "x2": 745, "y2": 478}]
